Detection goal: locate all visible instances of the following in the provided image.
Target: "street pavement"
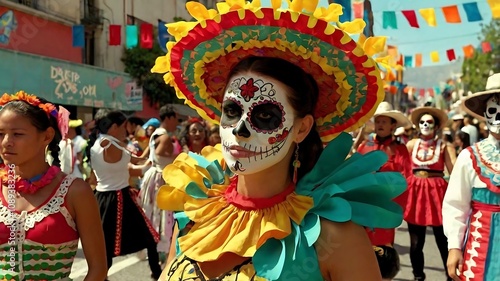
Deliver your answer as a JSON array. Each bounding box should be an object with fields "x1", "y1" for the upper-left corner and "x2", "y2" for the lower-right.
[{"x1": 70, "y1": 221, "x2": 449, "y2": 281}]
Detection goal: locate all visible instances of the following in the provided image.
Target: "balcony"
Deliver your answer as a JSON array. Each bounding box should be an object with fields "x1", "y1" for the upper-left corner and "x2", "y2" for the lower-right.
[
  {"x1": 6, "y1": 0, "x2": 38, "y2": 9},
  {"x1": 81, "y1": 4, "x2": 103, "y2": 26}
]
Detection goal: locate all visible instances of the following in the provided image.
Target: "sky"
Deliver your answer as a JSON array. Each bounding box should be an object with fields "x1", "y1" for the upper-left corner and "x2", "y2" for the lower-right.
[
  {"x1": 259, "y1": 0, "x2": 492, "y2": 67},
  {"x1": 258, "y1": 0, "x2": 493, "y2": 86}
]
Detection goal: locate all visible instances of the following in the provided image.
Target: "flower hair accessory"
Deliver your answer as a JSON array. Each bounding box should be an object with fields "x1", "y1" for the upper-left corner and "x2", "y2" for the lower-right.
[{"x1": 0, "y1": 91, "x2": 69, "y2": 136}]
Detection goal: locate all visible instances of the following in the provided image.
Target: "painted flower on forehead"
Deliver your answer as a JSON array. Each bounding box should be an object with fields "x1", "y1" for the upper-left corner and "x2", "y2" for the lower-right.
[{"x1": 220, "y1": 73, "x2": 295, "y2": 175}]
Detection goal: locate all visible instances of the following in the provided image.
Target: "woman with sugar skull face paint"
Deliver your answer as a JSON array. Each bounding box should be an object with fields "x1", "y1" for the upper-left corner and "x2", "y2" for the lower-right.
[
  {"x1": 151, "y1": 1, "x2": 407, "y2": 280},
  {"x1": 405, "y1": 107, "x2": 457, "y2": 281},
  {"x1": 443, "y1": 73, "x2": 500, "y2": 281}
]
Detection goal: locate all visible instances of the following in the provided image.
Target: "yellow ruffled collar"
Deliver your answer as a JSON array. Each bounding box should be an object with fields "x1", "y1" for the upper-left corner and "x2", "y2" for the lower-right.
[{"x1": 156, "y1": 146, "x2": 314, "y2": 262}]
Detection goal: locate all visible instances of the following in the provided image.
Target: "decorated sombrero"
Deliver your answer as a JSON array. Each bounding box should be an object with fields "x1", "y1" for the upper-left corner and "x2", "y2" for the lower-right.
[
  {"x1": 152, "y1": 0, "x2": 388, "y2": 142},
  {"x1": 410, "y1": 107, "x2": 448, "y2": 131}
]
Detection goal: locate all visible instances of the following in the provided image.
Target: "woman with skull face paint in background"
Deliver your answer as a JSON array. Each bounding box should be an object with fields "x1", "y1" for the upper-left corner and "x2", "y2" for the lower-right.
[
  {"x1": 443, "y1": 73, "x2": 500, "y2": 281},
  {"x1": 151, "y1": 1, "x2": 406, "y2": 280},
  {"x1": 404, "y1": 107, "x2": 457, "y2": 281}
]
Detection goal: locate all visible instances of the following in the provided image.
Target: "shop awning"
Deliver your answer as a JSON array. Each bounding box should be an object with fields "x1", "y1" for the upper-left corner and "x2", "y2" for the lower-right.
[{"x1": 0, "y1": 48, "x2": 142, "y2": 111}]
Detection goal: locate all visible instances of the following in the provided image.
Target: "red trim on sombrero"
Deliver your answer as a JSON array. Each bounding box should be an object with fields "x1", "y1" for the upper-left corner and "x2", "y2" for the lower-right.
[{"x1": 169, "y1": 8, "x2": 381, "y2": 136}]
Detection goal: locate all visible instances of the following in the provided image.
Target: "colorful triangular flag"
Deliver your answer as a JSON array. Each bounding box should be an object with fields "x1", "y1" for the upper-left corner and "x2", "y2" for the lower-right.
[
  {"x1": 383, "y1": 11, "x2": 398, "y2": 29},
  {"x1": 463, "y1": 2, "x2": 482, "y2": 22},
  {"x1": 419, "y1": 8, "x2": 437, "y2": 27},
  {"x1": 402, "y1": 10, "x2": 420, "y2": 28},
  {"x1": 442, "y1": 5, "x2": 461, "y2": 23},
  {"x1": 158, "y1": 20, "x2": 169, "y2": 53},
  {"x1": 482, "y1": 41, "x2": 492, "y2": 53},
  {"x1": 446, "y1": 49, "x2": 456, "y2": 61},
  {"x1": 72, "y1": 25, "x2": 84, "y2": 48},
  {"x1": 140, "y1": 23, "x2": 153, "y2": 49},
  {"x1": 126, "y1": 25, "x2": 138, "y2": 49},
  {"x1": 109, "y1": 25, "x2": 121, "y2": 46}
]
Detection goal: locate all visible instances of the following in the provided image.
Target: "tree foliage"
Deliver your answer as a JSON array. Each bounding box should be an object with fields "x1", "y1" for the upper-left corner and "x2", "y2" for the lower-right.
[{"x1": 462, "y1": 19, "x2": 500, "y2": 93}]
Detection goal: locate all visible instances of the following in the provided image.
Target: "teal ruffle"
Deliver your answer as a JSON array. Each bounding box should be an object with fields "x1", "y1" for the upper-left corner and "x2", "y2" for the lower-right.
[
  {"x1": 170, "y1": 132, "x2": 406, "y2": 281},
  {"x1": 253, "y1": 132, "x2": 406, "y2": 280}
]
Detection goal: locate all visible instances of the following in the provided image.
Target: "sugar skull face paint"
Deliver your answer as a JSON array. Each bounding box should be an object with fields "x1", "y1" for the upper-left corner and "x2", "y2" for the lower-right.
[
  {"x1": 419, "y1": 114, "x2": 435, "y2": 136},
  {"x1": 484, "y1": 94, "x2": 500, "y2": 134},
  {"x1": 220, "y1": 74, "x2": 295, "y2": 175}
]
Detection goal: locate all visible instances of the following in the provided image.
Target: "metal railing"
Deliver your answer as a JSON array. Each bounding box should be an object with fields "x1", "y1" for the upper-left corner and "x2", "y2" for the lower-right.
[
  {"x1": 6, "y1": 0, "x2": 38, "y2": 9},
  {"x1": 81, "y1": 4, "x2": 103, "y2": 25}
]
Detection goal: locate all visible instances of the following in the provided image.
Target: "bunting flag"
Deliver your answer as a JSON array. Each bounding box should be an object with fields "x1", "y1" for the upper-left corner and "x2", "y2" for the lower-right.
[
  {"x1": 72, "y1": 25, "x2": 84, "y2": 48},
  {"x1": 463, "y1": 45, "x2": 475, "y2": 58},
  {"x1": 404, "y1": 56, "x2": 413, "y2": 67},
  {"x1": 336, "y1": 0, "x2": 352, "y2": 22},
  {"x1": 383, "y1": 11, "x2": 398, "y2": 29},
  {"x1": 352, "y1": 1, "x2": 364, "y2": 19},
  {"x1": 446, "y1": 49, "x2": 456, "y2": 61},
  {"x1": 482, "y1": 41, "x2": 492, "y2": 53},
  {"x1": 126, "y1": 25, "x2": 138, "y2": 49},
  {"x1": 488, "y1": 0, "x2": 500, "y2": 18},
  {"x1": 380, "y1": 1, "x2": 499, "y2": 28},
  {"x1": 415, "y1": 53, "x2": 422, "y2": 67},
  {"x1": 402, "y1": 10, "x2": 420, "y2": 28},
  {"x1": 140, "y1": 23, "x2": 153, "y2": 49},
  {"x1": 430, "y1": 51, "x2": 440, "y2": 62},
  {"x1": 158, "y1": 20, "x2": 169, "y2": 53},
  {"x1": 463, "y1": 2, "x2": 482, "y2": 22},
  {"x1": 419, "y1": 8, "x2": 437, "y2": 27},
  {"x1": 109, "y1": 24, "x2": 121, "y2": 46},
  {"x1": 442, "y1": 5, "x2": 461, "y2": 23}
]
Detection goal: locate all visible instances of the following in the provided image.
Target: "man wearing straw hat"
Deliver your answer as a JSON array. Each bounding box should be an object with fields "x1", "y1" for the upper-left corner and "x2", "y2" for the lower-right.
[
  {"x1": 357, "y1": 101, "x2": 411, "y2": 280},
  {"x1": 443, "y1": 73, "x2": 500, "y2": 281}
]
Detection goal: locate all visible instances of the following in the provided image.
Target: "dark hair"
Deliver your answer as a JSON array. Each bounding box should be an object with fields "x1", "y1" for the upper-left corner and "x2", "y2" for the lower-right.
[
  {"x1": 455, "y1": 131, "x2": 471, "y2": 149},
  {"x1": 418, "y1": 113, "x2": 441, "y2": 132},
  {"x1": 74, "y1": 126, "x2": 82, "y2": 136},
  {"x1": 179, "y1": 119, "x2": 208, "y2": 150},
  {"x1": 228, "y1": 56, "x2": 323, "y2": 181},
  {"x1": 209, "y1": 125, "x2": 220, "y2": 135},
  {"x1": 86, "y1": 109, "x2": 127, "y2": 163},
  {"x1": 127, "y1": 116, "x2": 144, "y2": 127},
  {"x1": 374, "y1": 245, "x2": 400, "y2": 279},
  {"x1": 159, "y1": 105, "x2": 176, "y2": 121},
  {"x1": 0, "y1": 99, "x2": 62, "y2": 167}
]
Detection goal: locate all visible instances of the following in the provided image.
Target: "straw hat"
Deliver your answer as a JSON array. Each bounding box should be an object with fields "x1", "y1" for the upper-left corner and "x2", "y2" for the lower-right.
[
  {"x1": 373, "y1": 102, "x2": 409, "y2": 128},
  {"x1": 410, "y1": 107, "x2": 448, "y2": 130},
  {"x1": 464, "y1": 73, "x2": 500, "y2": 119}
]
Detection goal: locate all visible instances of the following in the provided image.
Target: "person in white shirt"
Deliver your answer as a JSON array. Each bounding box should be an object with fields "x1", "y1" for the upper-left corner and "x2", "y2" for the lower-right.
[
  {"x1": 461, "y1": 115, "x2": 478, "y2": 144},
  {"x1": 443, "y1": 73, "x2": 500, "y2": 281},
  {"x1": 59, "y1": 119, "x2": 87, "y2": 179}
]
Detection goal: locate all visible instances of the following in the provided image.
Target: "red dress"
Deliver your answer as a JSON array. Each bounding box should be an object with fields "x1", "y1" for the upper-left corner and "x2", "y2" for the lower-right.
[
  {"x1": 357, "y1": 134, "x2": 410, "y2": 245},
  {"x1": 404, "y1": 138, "x2": 448, "y2": 226}
]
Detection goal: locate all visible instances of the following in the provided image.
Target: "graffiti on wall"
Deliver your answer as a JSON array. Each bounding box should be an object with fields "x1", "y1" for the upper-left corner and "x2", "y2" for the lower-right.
[
  {"x1": 50, "y1": 66, "x2": 97, "y2": 99},
  {"x1": 0, "y1": 10, "x2": 17, "y2": 45}
]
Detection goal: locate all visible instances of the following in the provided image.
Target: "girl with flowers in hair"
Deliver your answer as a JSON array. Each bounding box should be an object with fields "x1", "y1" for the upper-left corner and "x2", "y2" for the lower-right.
[
  {"x1": 152, "y1": 1, "x2": 407, "y2": 280},
  {"x1": 0, "y1": 91, "x2": 107, "y2": 281}
]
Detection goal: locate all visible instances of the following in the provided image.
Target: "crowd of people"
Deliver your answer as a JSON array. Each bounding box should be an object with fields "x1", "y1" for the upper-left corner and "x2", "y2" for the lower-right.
[{"x1": 0, "y1": 1, "x2": 498, "y2": 281}]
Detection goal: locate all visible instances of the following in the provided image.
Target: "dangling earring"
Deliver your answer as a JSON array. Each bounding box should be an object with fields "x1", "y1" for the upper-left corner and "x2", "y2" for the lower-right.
[{"x1": 292, "y1": 144, "x2": 301, "y2": 184}]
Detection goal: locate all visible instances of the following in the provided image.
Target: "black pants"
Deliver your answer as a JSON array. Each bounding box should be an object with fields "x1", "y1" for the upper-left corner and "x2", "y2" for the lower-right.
[{"x1": 407, "y1": 223, "x2": 452, "y2": 280}]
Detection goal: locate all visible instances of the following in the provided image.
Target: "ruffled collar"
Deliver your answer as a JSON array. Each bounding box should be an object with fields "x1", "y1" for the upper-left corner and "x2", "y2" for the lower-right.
[{"x1": 157, "y1": 148, "x2": 314, "y2": 262}]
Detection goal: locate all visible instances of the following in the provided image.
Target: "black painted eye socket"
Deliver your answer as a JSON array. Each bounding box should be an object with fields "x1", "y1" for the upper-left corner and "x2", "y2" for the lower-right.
[
  {"x1": 488, "y1": 107, "x2": 497, "y2": 115},
  {"x1": 250, "y1": 103, "x2": 283, "y2": 131},
  {"x1": 221, "y1": 100, "x2": 242, "y2": 126}
]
